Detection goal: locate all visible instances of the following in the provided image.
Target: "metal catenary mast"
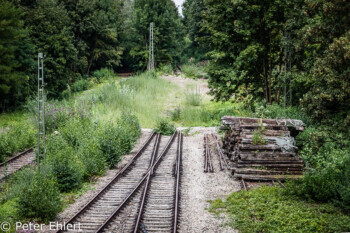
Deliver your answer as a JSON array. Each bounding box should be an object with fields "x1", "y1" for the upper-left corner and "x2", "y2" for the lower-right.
[
  {"x1": 37, "y1": 52, "x2": 46, "y2": 168},
  {"x1": 148, "y1": 22, "x2": 154, "y2": 71}
]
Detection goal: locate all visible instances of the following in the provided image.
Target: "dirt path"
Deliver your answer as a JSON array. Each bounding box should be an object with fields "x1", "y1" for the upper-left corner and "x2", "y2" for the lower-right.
[{"x1": 161, "y1": 74, "x2": 212, "y2": 104}]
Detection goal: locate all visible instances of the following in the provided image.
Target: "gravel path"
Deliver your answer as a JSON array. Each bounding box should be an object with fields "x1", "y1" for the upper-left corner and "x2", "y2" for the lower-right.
[{"x1": 178, "y1": 127, "x2": 240, "y2": 233}]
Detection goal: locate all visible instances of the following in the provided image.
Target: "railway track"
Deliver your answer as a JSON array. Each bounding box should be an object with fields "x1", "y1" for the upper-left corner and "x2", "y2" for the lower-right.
[
  {"x1": 56, "y1": 131, "x2": 183, "y2": 233},
  {"x1": 0, "y1": 148, "x2": 35, "y2": 183}
]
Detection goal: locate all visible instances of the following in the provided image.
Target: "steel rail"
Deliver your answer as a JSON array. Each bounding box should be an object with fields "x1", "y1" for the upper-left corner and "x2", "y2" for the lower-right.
[
  {"x1": 133, "y1": 134, "x2": 160, "y2": 233},
  {"x1": 173, "y1": 130, "x2": 182, "y2": 233},
  {"x1": 0, "y1": 147, "x2": 34, "y2": 183},
  {"x1": 55, "y1": 132, "x2": 156, "y2": 233},
  {"x1": 204, "y1": 135, "x2": 208, "y2": 172},
  {"x1": 212, "y1": 133, "x2": 227, "y2": 170},
  {"x1": 0, "y1": 147, "x2": 34, "y2": 167},
  {"x1": 95, "y1": 131, "x2": 178, "y2": 233},
  {"x1": 207, "y1": 134, "x2": 214, "y2": 172}
]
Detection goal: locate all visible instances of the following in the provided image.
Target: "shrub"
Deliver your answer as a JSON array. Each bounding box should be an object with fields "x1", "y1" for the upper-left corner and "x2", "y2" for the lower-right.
[
  {"x1": 169, "y1": 107, "x2": 181, "y2": 121},
  {"x1": 17, "y1": 169, "x2": 62, "y2": 222},
  {"x1": 117, "y1": 112, "x2": 141, "y2": 143},
  {"x1": 158, "y1": 64, "x2": 174, "y2": 75},
  {"x1": 98, "y1": 114, "x2": 140, "y2": 169},
  {"x1": 181, "y1": 64, "x2": 205, "y2": 79},
  {"x1": 3, "y1": 167, "x2": 36, "y2": 201},
  {"x1": 98, "y1": 123, "x2": 125, "y2": 168},
  {"x1": 286, "y1": 127, "x2": 350, "y2": 210},
  {"x1": 0, "y1": 200, "x2": 17, "y2": 230},
  {"x1": 154, "y1": 119, "x2": 176, "y2": 135},
  {"x1": 45, "y1": 103, "x2": 90, "y2": 133},
  {"x1": 93, "y1": 67, "x2": 115, "y2": 82},
  {"x1": 253, "y1": 104, "x2": 310, "y2": 125},
  {"x1": 78, "y1": 137, "x2": 106, "y2": 180},
  {"x1": 71, "y1": 79, "x2": 91, "y2": 93},
  {"x1": 0, "y1": 121, "x2": 36, "y2": 161},
  {"x1": 58, "y1": 118, "x2": 92, "y2": 148},
  {"x1": 46, "y1": 134, "x2": 83, "y2": 192}
]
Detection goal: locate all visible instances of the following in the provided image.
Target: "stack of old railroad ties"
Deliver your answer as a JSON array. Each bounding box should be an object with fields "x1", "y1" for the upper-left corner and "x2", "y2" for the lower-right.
[{"x1": 221, "y1": 116, "x2": 305, "y2": 181}]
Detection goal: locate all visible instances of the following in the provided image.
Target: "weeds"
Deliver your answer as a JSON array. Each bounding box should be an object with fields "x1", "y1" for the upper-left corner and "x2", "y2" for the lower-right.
[
  {"x1": 154, "y1": 119, "x2": 176, "y2": 135},
  {"x1": 252, "y1": 119, "x2": 267, "y2": 145},
  {"x1": 169, "y1": 107, "x2": 181, "y2": 121},
  {"x1": 185, "y1": 87, "x2": 202, "y2": 106},
  {"x1": 209, "y1": 186, "x2": 350, "y2": 233},
  {"x1": 181, "y1": 64, "x2": 206, "y2": 79}
]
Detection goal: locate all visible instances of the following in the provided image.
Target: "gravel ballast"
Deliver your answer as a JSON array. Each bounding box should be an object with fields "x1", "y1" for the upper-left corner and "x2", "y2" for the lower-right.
[{"x1": 178, "y1": 127, "x2": 240, "y2": 233}]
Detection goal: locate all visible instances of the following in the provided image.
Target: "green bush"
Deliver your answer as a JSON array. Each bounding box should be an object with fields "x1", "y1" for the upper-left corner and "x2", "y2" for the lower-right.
[
  {"x1": 0, "y1": 200, "x2": 17, "y2": 230},
  {"x1": 98, "y1": 123, "x2": 124, "y2": 168},
  {"x1": 253, "y1": 104, "x2": 310, "y2": 125},
  {"x1": 17, "y1": 169, "x2": 62, "y2": 222},
  {"x1": 47, "y1": 134, "x2": 83, "y2": 192},
  {"x1": 3, "y1": 168, "x2": 36, "y2": 201},
  {"x1": 117, "y1": 112, "x2": 141, "y2": 142},
  {"x1": 45, "y1": 103, "x2": 91, "y2": 133},
  {"x1": 78, "y1": 137, "x2": 107, "y2": 180},
  {"x1": 58, "y1": 118, "x2": 92, "y2": 147},
  {"x1": 99, "y1": 114, "x2": 140, "y2": 168},
  {"x1": 169, "y1": 107, "x2": 181, "y2": 121},
  {"x1": 158, "y1": 64, "x2": 174, "y2": 75},
  {"x1": 285, "y1": 127, "x2": 350, "y2": 210},
  {"x1": 0, "y1": 121, "x2": 36, "y2": 161},
  {"x1": 93, "y1": 67, "x2": 115, "y2": 82},
  {"x1": 154, "y1": 118, "x2": 176, "y2": 135},
  {"x1": 71, "y1": 79, "x2": 91, "y2": 93},
  {"x1": 181, "y1": 64, "x2": 205, "y2": 79}
]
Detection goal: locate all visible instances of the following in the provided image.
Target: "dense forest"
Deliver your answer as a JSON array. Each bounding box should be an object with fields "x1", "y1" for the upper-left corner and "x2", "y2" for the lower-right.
[
  {"x1": 0, "y1": 0, "x2": 183, "y2": 110},
  {"x1": 1, "y1": 0, "x2": 350, "y2": 231},
  {"x1": 1, "y1": 0, "x2": 349, "y2": 129}
]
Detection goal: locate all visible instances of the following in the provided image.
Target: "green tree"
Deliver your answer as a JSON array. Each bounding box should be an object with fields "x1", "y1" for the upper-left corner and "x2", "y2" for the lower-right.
[
  {"x1": 203, "y1": 0, "x2": 287, "y2": 104},
  {"x1": 23, "y1": 0, "x2": 78, "y2": 98},
  {"x1": 301, "y1": 31, "x2": 350, "y2": 129},
  {"x1": 59, "y1": 0, "x2": 124, "y2": 74},
  {"x1": 130, "y1": 0, "x2": 184, "y2": 70},
  {"x1": 182, "y1": 0, "x2": 208, "y2": 62},
  {"x1": 0, "y1": 0, "x2": 34, "y2": 111}
]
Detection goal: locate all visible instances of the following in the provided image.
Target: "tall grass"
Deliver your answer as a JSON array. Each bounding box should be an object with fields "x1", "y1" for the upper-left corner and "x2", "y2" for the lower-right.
[
  {"x1": 181, "y1": 64, "x2": 206, "y2": 79},
  {"x1": 88, "y1": 72, "x2": 176, "y2": 127},
  {"x1": 185, "y1": 87, "x2": 202, "y2": 106}
]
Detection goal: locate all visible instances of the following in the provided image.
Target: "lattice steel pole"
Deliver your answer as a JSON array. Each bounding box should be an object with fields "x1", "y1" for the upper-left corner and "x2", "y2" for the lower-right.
[
  {"x1": 148, "y1": 22, "x2": 154, "y2": 71},
  {"x1": 37, "y1": 53, "x2": 46, "y2": 168}
]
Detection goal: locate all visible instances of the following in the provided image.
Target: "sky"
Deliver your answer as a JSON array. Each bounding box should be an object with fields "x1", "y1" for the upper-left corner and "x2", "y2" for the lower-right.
[{"x1": 172, "y1": 0, "x2": 185, "y2": 15}]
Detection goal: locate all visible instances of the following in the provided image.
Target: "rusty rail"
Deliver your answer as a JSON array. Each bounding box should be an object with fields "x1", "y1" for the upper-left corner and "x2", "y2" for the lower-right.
[
  {"x1": 0, "y1": 147, "x2": 34, "y2": 167},
  {"x1": 173, "y1": 131, "x2": 182, "y2": 233},
  {"x1": 95, "y1": 131, "x2": 178, "y2": 233},
  {"x1": 133, "y1": 134, "x2": 160, "y2": 232},
  {"x1": 0, "y1": 147, "x2": 34, "y2": 183}
]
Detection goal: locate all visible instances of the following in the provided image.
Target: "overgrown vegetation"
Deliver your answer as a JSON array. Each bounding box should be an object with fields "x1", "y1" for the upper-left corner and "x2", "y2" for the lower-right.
[
  {"x1": 154, "y1": 119, "x2": 176, "y2": 135},
  {"x1": 209, "y1": 186, "x2": 350, "y2": 233},
  {"x1": 0, "y1": 121, "x2": 35, "y2": 162},
  {"x1": 181, "y1": 64, "x2": 206, "y2": 79},
  {"x1": 0, "y1": 70, "x2": 141, "y2": 225}
]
